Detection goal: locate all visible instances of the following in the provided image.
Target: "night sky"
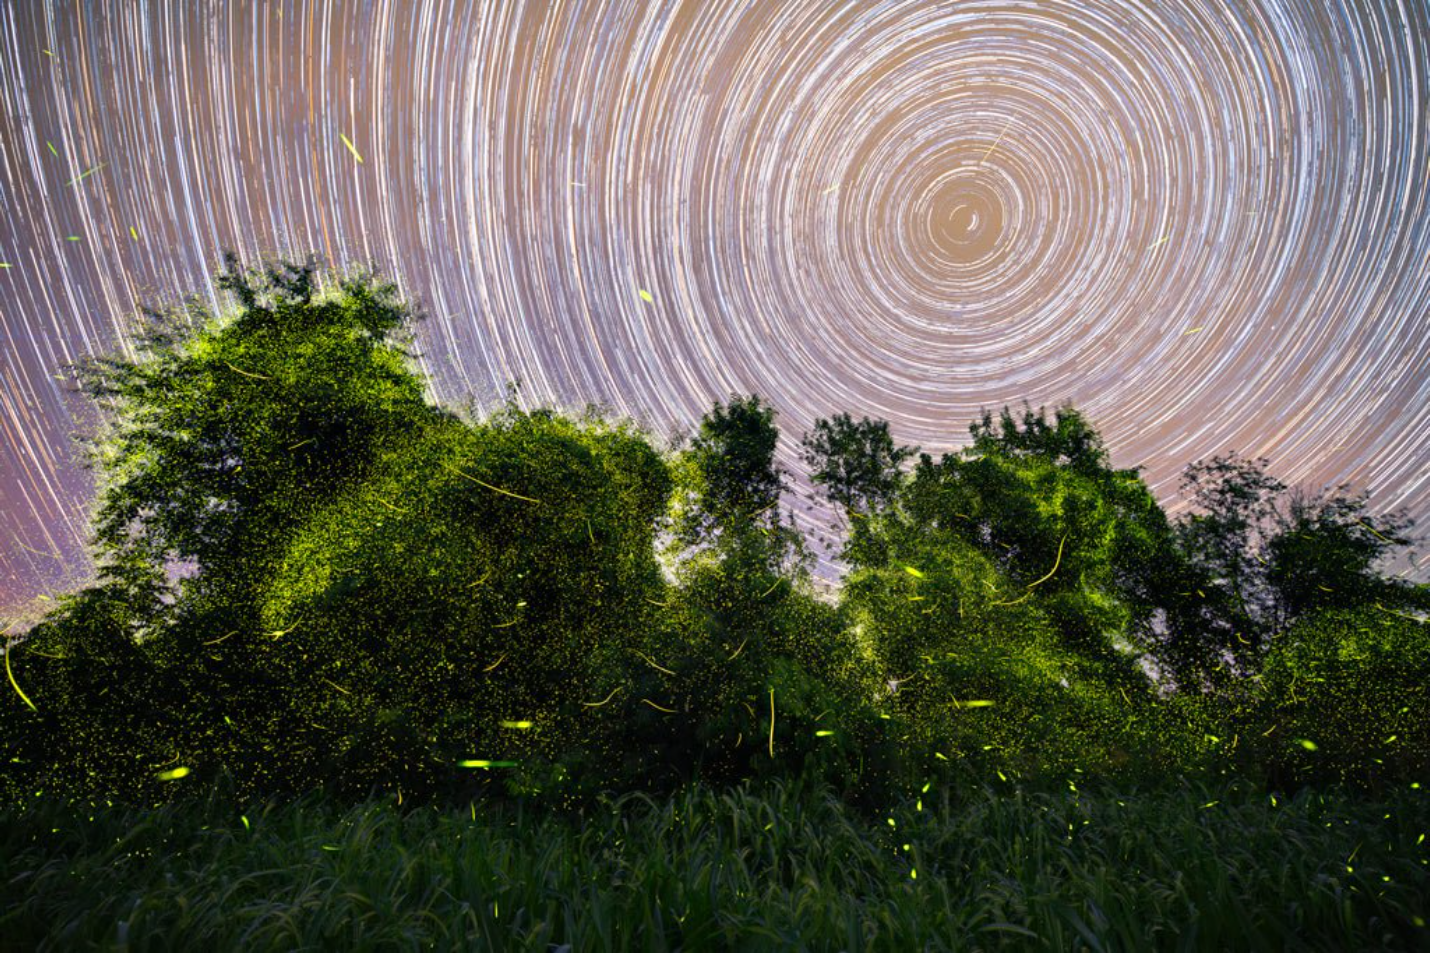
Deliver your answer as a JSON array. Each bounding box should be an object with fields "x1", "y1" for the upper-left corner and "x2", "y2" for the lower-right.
[{"x1": 2, "y1": 0, "x2": 1428, "y2": 616}]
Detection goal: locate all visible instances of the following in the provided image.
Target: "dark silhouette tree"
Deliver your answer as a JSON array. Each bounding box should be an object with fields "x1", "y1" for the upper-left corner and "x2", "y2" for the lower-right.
[
  {"x1": 1170, "y1": 454, "x2": 1426, "y2": 690},
  {"x1": 1174, "y1": 454, "x2": 1285, "y2": 638},
  {"x1": 1264, "y1": 488, "x2": 1424, "y2": 625},
  {"x1": 800, "y1": 413, "x2": 916, "y2": 517},
  {"x1": 671, "y1": 394, "x2": 804, "y2": 575},
  {"x1": 800, "y1": 413, "x2": 916, "y2": 565}
]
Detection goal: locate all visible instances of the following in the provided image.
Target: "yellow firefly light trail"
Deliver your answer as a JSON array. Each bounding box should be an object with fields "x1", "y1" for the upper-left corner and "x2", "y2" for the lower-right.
[
  {"x1": 5, "y1": 643, "x2": 37, "y2": 712},
  {"x1": 641, "y1": 698, "x2": 676, "y2": 713},
  {"x1": 1356, "y1": 520, "x2": 1395, "y2": 543},
  {"x1": 339, "y1": 133, "x2": 364, "y2": 164},
  {"x1": 768, "y1": 688, "x2": 775, "y2": 758},
  {"x1": 1024, "y1": 534, "x2": 1067, "y2": 589},
  {"x1": 482, "y1": 653, "x2": 507, "y2": 672},
  {"x1": 224, "y1": 361, "x2": 271, "y2": 380},
  {"x1": 443, "y1": 464, "x2": 541, "y2": 503},
  {"x1": 65, "y1": 162, "x2": 105, "y2": 186},
  {"x1": 632, "y1": 650, "x2": 675, "y2": 676},
  {"x1": 638, "y1": 289, "x2": 654, "y2": 303},
  {"x1": 979, "y1": 121, "x2": 1012, "y2": 164},
  {"x1": 156, "y1": 766, "x2": 191, "y2": 781},
  {"x1": 1182, "y1": 326, "x2": 1205, "y2": 335},
  {"x1": 581, "y1": 686, "x2": 621, "y2": 707},
  {"x1": 903, "y1": 565, "x2": 925, "y2": 579},
  {"x1": 458, "y1": 760, "x2": 518, "y2": 769},
  {"x1": 500, "y1": 720, "x2": 534, "y2": 729}
]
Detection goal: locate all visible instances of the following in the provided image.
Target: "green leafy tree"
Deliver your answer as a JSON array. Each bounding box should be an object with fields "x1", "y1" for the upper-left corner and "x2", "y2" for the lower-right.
[
  {"x1": 800, "y1": 413, "x2": 916, "y2": 565},
  {"x1": 633, "y1": 397, "x2": 889, "y2": 795},
  {"x1": 1264, "y1": 489, "x2": 1425, "y2": 625},
  {"x1": 800, "y1": 413, "x2": 916, "y2": 518},
  {"x1": 892, "y1": 404, "x2": 1174, "y2": 689},
  {"x1": 1174, "y1": 454, "x2": 1285, "y2": 639},
  {"x1": 66, "y1": 254, "x2": 441, "y2": 628},
  {"x1": 672, "y1": 395, "x2": 796, "y2": 559}
]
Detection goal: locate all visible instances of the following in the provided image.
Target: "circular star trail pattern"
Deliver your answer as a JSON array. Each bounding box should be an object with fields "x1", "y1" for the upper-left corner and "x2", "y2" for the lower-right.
[{"x1": 1, "y1": 0, "x2": 1429, "y2": 612}]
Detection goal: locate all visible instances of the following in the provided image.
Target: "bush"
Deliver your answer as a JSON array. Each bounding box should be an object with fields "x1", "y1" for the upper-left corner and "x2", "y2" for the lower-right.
[
  {"x1": 589, "y1": 554, "x2": 900, "y2": 805},
  {"x1": 193, "y1": 405, "x2": 674, "y2": 799},
  {"x1": 1239, "y1": 606, "x2": 1430, "y2": 789},
  {"x1": 840, "y1": 541, "x2": 1182, "y2": 784}
]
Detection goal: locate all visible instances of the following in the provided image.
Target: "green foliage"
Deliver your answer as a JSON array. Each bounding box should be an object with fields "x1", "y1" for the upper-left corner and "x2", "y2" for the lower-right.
[
  {"x1": 4, "y1": 255, "x2": 1427, "y2": 812},
  {"x1": 892, "y1": 405, "x2": 1174, "y2": 692},
  {"x1": 839, "y1": 538, "x2": 1182, "y2": 783},
  {"x1": 1170, "y1": 454, "x2": 1426, "y2": 691},
  {"x1": 671, "y1": 395, "x2": 805, "y2": 574},
  {"x1": 1, "y1": 581, "x2": 187, "y2": 803},
  {"x1": 67, "y1": 254, "x2": 438, "y2": 618},
  {"x1": 1240, "y1": 607, "x2": 1430, "y2": 788},
  {"x1": 1264, "y1": 491, "x2": 1425, "y2": 622},
  {"x1": 236, "y1": 404, "x2": 673, "y2": 798},
  {"x1": 592, "y1": 538, "x2": 897, "y2": 802}
]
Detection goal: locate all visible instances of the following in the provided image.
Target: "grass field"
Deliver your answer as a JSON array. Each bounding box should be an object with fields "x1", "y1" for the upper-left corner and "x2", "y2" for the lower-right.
[{"x1": 2, "y1": 776, "x2": 1427, "y2": 951}]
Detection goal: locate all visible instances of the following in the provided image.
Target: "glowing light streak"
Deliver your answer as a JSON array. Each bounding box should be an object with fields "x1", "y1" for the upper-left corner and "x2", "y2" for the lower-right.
[
  {"x1": 768, "y1": 687, "x2": 775, "y2": 757},
  {"x1": 339, "y1": 133, "x2": 363, "y2": 163},
  {"x1": 224, "y1": 361, "x2": 271, "y2": 380},
  {"x1": 5, "y1": 642, "x2": 37, "y2": 712},
  {"x1": 65, "y1": 162, "x2": 105, "y2": 186},
  {"x1": 1024, "y1": 534, "x2": 1067, "y2": 590},
  {"x1": 442, "y1": 464, "x2": 542, "y2": 503},
  {"x1": 632, "y1": 649, "x2": 675, "y2": 676},
  {"x1": 581, "y1": 686, "x2": 621, "y2": 707}
]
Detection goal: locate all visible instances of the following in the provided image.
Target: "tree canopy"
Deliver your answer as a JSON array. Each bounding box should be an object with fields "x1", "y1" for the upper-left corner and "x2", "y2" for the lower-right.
[{"x1": 3, "y1": 257, "x2": 1427, "y2": 806}]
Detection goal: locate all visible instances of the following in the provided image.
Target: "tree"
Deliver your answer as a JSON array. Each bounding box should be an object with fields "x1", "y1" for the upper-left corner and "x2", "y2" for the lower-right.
[
  {"x1": 1171, "y1": 455, "x2": 1426, "y2": 685},
  {"x1": 968, "y1": 404, "x2": 1111, "y2": 474},
  {"x1": 65, "y1": 254, "x2": 441, "y2": 627},
  {"x1": 680, "y1": 396, "x2": 783, "y2": 533},
  {"x1": 1174, "y1": 454, "x2": 1285, "y2": 634},
  {"x1": 670, "y1": 394, "x2": 804, "y2": 574},
  {"x1": 1264, "y1": 488, "x2": 1424, "y2": 625},
  {"x1": 800, "y1": 413, "x2": 916, "y2": 517},
  {"x1": 890, "y1": 404, "x2": 1174, "y2": 688},
  {"x1": 1243, "y1": 606, "x2": 1430, "y2": 788},
  {"x1": 249, "y1": 403, "x2": 674, "y2": 797}
]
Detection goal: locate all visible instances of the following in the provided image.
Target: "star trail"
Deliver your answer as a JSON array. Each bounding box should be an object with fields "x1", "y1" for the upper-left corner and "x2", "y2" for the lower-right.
[{"x1": 1, "y1": 0, "x2": 1428, "y2": 615}]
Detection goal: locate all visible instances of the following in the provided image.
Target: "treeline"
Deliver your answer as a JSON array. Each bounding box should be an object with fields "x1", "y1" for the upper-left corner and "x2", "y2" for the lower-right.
[{"x1": 3, "y1": 257, "x2": 1427, "y2": 807}]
